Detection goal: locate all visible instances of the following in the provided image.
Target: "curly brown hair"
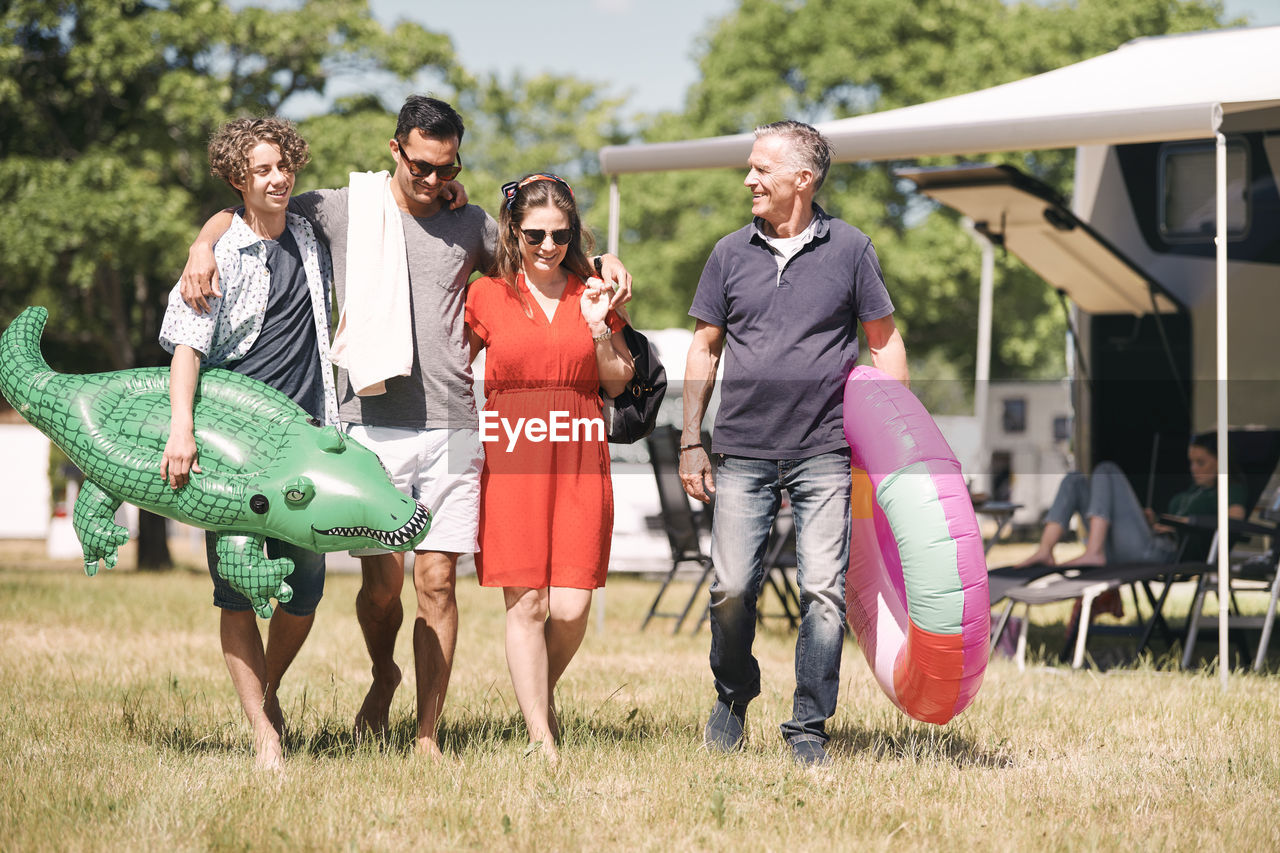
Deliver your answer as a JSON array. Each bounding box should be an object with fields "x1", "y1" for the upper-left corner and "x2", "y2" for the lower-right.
[{"x1": 207, "y1": 117, "x2": 310, "y2": 195}]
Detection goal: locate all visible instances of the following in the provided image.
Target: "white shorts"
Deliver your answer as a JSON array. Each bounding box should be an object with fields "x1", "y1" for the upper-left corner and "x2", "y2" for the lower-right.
[{"x1": 344, "y1": 425, "x2": 483, "y2": 556}]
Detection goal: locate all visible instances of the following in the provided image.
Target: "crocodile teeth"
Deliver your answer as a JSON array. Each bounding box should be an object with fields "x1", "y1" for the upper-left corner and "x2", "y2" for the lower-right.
[{"x1": 317, "y1": 502, "x2": 431, "y2": 546}]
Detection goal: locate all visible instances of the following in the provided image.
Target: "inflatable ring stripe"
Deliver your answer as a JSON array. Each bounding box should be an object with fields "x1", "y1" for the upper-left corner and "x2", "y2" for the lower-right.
[{"x1": 843, "y1": 366, "x2": 989, "y2": 724}]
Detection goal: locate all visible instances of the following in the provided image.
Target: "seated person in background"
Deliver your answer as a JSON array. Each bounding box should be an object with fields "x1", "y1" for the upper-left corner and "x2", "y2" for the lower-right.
[
  {"x1": 1012, "y1": 433, "x2": 1245, "y2": 625},
  {"x1": 1015, "y1": 432, "x2": 1245, "y2": 570}
]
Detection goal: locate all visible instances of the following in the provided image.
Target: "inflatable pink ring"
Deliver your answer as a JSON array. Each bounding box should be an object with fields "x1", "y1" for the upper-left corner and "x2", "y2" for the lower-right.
[{"x1": 843, "y1": 366, "x2": 989, "y2": 724}]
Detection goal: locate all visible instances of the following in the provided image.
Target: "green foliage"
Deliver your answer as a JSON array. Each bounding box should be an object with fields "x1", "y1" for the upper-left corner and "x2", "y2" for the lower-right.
[
  {"x1": 296, "y1": 96, "x2": 402, "y2": 191},
  {"x1": 452, "y1": 70, "x2": 631, "y2": 241},
  {"x1": 0, "y1": 0, "x2": 457, "y2": 566},
  {"x1": 0, "y1": 0, "x2": 455, "y2": 371},
  {"x1": 617, "y1": 0, "x2": 1230, "y2": 380}
]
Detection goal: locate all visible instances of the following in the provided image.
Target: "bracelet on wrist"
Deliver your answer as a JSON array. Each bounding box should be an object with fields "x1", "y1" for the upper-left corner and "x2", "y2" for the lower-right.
[
  {"x1": 592, "y1": 327, "x2": 612, "y2": 342},
  {"x1": 679, "y1": 444, "x2": 703, "y2": 453}
]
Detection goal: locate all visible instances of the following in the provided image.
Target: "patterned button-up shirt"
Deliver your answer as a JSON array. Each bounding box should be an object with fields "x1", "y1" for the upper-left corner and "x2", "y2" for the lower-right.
[{"x1": 159, "y1": 212, "x2": 339, "y2": 426}]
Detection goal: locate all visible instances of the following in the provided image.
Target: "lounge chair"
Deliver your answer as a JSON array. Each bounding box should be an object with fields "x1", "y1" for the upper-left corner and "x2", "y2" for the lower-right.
[
  {"x1": 991, "y1": 429, "x2": 1280, "y2": 670},
  {"x1": 1179, "y1": 479, "x2": 1280, "y2": 671}
]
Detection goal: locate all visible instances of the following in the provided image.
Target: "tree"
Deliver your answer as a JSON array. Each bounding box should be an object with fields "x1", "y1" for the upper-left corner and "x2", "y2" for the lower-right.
[
  {"x1": 0, "y1": 0, "x2": 454, "y2": 567},
  {"x1": 449, "y1": 70, "x2": 629, "y2": 243},
  {"x1": 615, "y1": 0, "x2": 1230, "y2": 404}
]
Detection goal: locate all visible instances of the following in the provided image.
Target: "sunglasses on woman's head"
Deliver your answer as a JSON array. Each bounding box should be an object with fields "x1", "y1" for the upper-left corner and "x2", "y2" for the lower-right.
[
  {"x1": 520, "y1": 228, "x2": 573, "y2": 246},
  {"x1": 396, "y1": 145, "x2": 463, "y2": 181},
  {"x1": 501, "y1": 174, "x2": 574, "y2": 209}
]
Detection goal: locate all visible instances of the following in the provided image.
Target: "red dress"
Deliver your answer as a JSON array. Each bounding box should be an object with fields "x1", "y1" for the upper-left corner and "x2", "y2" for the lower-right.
[{"x1": 464, "y1": 273, "x2": 624, "y2": 589}]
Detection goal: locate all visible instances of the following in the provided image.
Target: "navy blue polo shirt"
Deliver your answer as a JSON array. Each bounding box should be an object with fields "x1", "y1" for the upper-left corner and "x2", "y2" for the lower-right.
[{"x1": 689, "y1": 205, "x2": 894, "y2": 459}]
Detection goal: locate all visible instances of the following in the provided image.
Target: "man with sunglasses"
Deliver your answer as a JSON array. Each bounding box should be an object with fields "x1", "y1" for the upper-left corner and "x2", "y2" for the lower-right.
[{"x1": 177, "y1": 95, "x2": 633, "y2": 761}]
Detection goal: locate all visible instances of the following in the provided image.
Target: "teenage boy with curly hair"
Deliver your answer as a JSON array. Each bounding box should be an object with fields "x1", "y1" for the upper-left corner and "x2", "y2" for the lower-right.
[{"x1": 158, "y1": 116, "x2": 337, "y2": 771}]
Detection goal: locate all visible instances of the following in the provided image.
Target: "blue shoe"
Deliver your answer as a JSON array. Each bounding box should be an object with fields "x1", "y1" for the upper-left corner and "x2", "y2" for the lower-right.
[
  {"x1": 789, "y1": 739, "x2": 829, "y2": 767},
  {"x1": 703, "y1": 700, "x2": 747, "y2": 752}
]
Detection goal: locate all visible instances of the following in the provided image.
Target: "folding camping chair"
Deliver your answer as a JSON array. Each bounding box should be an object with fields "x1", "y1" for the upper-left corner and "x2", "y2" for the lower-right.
[
  {"x1": 990, "y1": 429, "x2": 1280, "y2": 670},
  {"x1": 1180, "y1": 477, "x2": 1280, "y2": 671},
  {"x1": 640, "y1": 426, "x2": 715, "y2": 633},
  {"x1": 641, "y1": 426, "x2": 803, "y2": 634}
]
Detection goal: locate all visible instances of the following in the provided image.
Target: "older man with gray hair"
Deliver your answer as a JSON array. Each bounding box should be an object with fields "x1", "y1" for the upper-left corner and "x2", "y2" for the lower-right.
[{"x1": 680, "y1": 119, "x2": 908, "y2": 767}]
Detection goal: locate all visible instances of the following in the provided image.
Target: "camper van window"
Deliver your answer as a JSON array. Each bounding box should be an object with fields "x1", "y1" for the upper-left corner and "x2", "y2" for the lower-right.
[
  {"x1": 1002, "y1": 398, "x2": 1026, "y2": 434},
  {"x1": 1158, "y1": 140, "x2": 1249, "y2": 243}
]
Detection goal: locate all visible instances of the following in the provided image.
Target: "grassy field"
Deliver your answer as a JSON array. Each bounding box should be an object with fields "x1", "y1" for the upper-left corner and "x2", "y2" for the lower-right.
[{"x1": 1, "y1": 541, "x2": 1279, "y2": 852}]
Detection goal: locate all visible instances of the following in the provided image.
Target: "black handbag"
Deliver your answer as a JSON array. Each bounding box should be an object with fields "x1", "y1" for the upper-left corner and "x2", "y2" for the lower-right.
[{"x1": 601, "y1": 325, "x2": 667, "y2": 444}]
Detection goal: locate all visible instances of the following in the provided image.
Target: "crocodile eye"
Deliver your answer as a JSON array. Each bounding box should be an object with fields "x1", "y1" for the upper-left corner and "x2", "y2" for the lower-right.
[
  {"x1": 282, "y1": 477, "x2": 315, "y2": 505},
  {"x1": 250, "y1": 494, "x2": 270, "y2": 514}
]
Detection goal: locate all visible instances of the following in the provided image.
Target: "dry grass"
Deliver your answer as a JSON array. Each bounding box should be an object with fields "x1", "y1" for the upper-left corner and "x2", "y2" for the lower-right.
[{"x1": 1, "y1": 542, "x2": 1278, "y2": 852}]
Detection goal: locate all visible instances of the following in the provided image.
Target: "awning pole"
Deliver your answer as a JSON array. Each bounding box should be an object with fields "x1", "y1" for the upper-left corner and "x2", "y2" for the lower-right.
[
  {"x1": 962, "y1": 218, "x2": 995, "y2": 470},
  {"x1": 1213, "y1": 110, "x2": 1229, "y2": 688}
]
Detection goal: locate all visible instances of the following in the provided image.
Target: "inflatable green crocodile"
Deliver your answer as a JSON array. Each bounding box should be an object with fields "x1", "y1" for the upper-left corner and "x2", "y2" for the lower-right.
[{"x1": 0, "y1": 307, "x2": 430, "y2": 617}]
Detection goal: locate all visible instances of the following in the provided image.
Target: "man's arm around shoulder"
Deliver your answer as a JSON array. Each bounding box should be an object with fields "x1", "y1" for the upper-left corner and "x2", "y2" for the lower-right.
[{"x1": 180, "y1": 209, "x2": 236, "y2": 314}]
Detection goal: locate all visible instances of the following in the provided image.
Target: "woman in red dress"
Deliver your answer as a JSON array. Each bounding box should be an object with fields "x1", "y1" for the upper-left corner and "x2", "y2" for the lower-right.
[{"x1": 465, "y1": 174, "x2": 634, "y2": 762}]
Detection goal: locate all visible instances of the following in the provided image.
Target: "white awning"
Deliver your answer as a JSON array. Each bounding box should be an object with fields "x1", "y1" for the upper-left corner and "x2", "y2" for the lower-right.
[
  {"x1": 897, "y1": 165, "x2": 1181, "y2": 315},
  {"x1": 600, "y1": 26, "x2": 1280, "y2": 174}
]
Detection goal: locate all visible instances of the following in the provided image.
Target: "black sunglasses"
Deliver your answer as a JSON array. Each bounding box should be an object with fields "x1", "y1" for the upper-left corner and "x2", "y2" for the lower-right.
[
  {"x1": 520, "y1": 228, "x2": 573, "y2": 246},
  {"x1": 396, "y1": 145, "x2": 463, "y2": 181}
]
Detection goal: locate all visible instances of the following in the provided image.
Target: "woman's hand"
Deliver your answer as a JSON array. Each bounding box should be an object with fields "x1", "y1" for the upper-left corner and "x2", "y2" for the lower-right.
[{"x1": 580, "y1": 277, "x2": 614, "y2": 333}]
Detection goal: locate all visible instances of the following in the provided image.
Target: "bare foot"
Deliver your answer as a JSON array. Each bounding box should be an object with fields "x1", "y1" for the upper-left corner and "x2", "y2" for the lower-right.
[
  {"x1": 523, "y1": 738, "x2": 559, "y2": 766},
  {"x1": 415, "y1": 735, "x2": 444, "y2": 762},
  {"x1": 1013, "y1": 549, "x2": 1056, "y2": 569},
  {"x1": 354, "y1": 663, "x2": 401, "y2": 742},
  {"x1": 548, "y1": 698, "x2": 560, "y2": 744},
  {"x1": 1059, "y1": 552, "x2": 1106, "y2": 569},
  {"x1": 253, "y1": 725, "x2": 284, "y2": 772}
]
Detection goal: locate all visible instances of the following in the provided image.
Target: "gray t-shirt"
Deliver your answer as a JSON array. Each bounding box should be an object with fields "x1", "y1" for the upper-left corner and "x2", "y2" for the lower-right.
[{"x1": 291, "y1": 188, "x2": 498, "y2": 429}]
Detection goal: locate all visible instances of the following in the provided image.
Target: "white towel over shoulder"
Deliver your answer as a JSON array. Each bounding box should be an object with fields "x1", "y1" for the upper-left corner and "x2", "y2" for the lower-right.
[{"x1": 330, "y1": 170, "x2": 412, "y2": 396}]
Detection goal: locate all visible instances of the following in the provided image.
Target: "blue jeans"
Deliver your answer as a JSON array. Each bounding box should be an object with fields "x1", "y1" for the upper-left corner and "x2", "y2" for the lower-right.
[
  {"x1": 1045, "y1": 462, "x2": 1176, "y2": 564},
  {"x1": 709, "y1": 449, "x2": 851, "y2": 746}
]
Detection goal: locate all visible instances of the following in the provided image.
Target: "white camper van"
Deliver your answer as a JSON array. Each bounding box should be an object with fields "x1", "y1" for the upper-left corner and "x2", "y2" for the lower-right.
[{"x1": 898, "y1": 111, "x2": 1279, "y2": 512}]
